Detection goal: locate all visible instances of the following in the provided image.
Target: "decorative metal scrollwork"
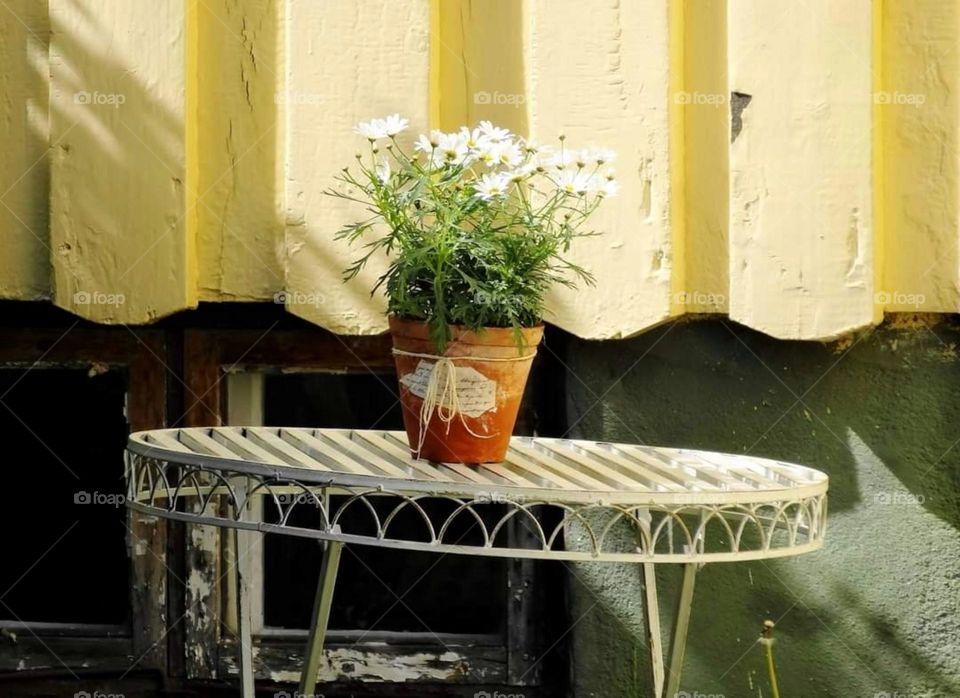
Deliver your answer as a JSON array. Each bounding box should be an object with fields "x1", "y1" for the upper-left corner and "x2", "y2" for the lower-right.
[{"x1": 126, "y1": 453, "x2": 827, "y2": 563}]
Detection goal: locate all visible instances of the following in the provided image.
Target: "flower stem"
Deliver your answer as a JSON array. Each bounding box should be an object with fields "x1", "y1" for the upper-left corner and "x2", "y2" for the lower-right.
[{"x1": 761, "y1": 620, "x2": 781, "y2": 698}]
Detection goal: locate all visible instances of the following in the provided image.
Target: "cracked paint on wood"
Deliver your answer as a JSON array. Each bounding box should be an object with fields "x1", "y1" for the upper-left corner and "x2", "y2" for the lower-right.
[
  {"x1": 49, "y1": 0, "x2": 194, "y2": 323},
  {"x1": 1, "y1": 0, "x2": 959, "y2": 337},
  {"x1": 282, "y1": 0, "x2": 430, "y2": 334},
  {"x1": 728, "y1": 0, "x2": 874, "y2": 339},
  {"x1": 195, "y1": 0, "x2": 283, "y2": 301},
  {"x1": 0, "y1": 2, "x2": 50, "y2": 300},
  {"x1": 525, "y1": 0, "x2": 675, "y2": 339}
]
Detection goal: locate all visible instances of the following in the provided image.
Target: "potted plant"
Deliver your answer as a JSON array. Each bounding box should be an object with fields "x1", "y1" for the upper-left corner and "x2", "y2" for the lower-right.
[{"x1": 329, "y1": 114, "x2": 617, "y2": 464}]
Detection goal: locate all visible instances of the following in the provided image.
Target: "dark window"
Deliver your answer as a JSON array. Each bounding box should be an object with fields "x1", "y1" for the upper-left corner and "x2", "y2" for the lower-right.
[
  {"x1": 261, "y1": 372, "x2": 507, "y2": 633},
  {"x1": 0, "y1": 368, "x2": 129, "y2": 626}
]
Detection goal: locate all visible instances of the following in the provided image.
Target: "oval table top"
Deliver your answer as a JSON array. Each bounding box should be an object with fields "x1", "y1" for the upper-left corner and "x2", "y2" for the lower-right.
[{"x1": 125, "y1": 427, "x2": 828, "y2": 563}]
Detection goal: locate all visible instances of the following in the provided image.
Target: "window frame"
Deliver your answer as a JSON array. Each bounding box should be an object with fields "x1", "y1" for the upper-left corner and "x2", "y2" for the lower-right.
[
  {"x1": 181, "y1": 328, "x2": 546, "y2": 689},
  {"x1": 0, "y1": 326, "x2": 169, "y2": 675}
]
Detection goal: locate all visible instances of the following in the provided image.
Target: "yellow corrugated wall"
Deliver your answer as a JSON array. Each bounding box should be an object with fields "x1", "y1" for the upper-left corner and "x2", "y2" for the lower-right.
[{"x1": 0, "y1": 0, "x2": 956, "y2": 339}]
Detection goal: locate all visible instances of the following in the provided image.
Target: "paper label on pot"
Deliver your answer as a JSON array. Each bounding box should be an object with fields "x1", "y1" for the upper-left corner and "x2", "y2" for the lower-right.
[{"x1": 400, "y1": 360, "x2": 497, "y2": 418}]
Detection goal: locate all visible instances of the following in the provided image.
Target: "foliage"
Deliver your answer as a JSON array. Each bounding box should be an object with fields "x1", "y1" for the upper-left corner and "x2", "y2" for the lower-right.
[{"x1": 328, "y1": 115, "x2": 618, "y2": 351}]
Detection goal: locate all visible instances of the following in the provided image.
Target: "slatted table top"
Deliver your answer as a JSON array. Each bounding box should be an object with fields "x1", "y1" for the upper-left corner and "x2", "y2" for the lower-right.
[{"x1": 127, "y1": 427, "x2": 828, "y2": 506}]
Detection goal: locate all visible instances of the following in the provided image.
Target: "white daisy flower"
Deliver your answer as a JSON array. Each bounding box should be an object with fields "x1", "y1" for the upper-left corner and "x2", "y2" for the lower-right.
[
  {"x1": 556, "y1": 170, "x2": 596, "y2": 195},
  {"x1": 436, "y1": 131, "x2": 470, "y2": 164},
  {"x1": 477, "y1": 120, "x2": 512, "y2": 142},
  {"x1": 414, "y1": 131, "x2": 447, "y2": 168},
  {"x1": 414, "y1": 130, "x2": 443, "y2": 152},
  {"x1": 477, "y1": 140, "x2": 523, "y2": 168},
  {"x1": 381, "y1": 113, "x2": 409, "y2": 136},
  {"x1": 597, "y1": 179, "x2": 620, "y2": 197},
  {"x1": 473, "y1": 172, "x2": 512, "y2": 201},
  {"x1": 355, "y1": 114, "x2": 409, "y2": 141},
  {"x1": 545, "y1": 150, "x2": 579, "y2": 171},
  {"x1": 518, "y1": 138, "x2": 544, "y2": 155},
  {"x1": 581, "y1": 147, "x2": 617, "y2": 165},
  {"x1": 354, "y1": 118, "x2": 390, "y2": 141},
  {"x1": 457, "y1": 126, "x2": 489, "y2": 151},
  {"x1": 505, "y1": 162, "x2": 537, "y2": 182}
]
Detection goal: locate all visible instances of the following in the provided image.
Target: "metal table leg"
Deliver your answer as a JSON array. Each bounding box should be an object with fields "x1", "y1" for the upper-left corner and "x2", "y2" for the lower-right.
[
  {"x1": 235, "y1": 527, "x2": 257, "y2": 698},
  {"x1": 640, "y1": 562, "x2": 699, "y2": 698},
  {"x1": 641, "y1": 562, "x2": 666, "y2": 696},
  {"x1": 663, "y1": 563, "x2": 698, "y2": 698},
  {"x1": 231, "y1": 480, "x2": 258, "y2": 698},
  {"x1": 299, "y1": 540, "x2": 343, "y2": 697}
]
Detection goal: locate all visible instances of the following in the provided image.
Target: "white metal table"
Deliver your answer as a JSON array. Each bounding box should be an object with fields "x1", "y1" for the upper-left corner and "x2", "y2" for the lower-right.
[{"x1": 125, "y1": 427, "x2": 828, "y2": 697}]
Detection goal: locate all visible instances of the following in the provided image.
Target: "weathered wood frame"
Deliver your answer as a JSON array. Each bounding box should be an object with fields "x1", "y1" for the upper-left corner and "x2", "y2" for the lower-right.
[
  {"x1": 0, "y1": 327, "x2": 168, "y2": 676},
  {"x1": 0, "y1": 324, "x2": 547, "y2": 689},
  {"x1": 180, "y1": 329, "x2": 546, "y2": 689}
]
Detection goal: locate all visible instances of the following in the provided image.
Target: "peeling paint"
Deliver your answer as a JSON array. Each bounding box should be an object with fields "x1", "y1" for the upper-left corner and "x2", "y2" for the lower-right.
[{"x1": 224, "y1": 647, "x2": 476, "y2": 683}]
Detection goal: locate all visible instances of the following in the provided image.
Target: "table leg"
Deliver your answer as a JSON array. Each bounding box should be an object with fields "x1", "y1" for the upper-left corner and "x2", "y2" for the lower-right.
[
  {"x1": 299, "y1": 540, "x2": 343, "y2": 697},
  {"x1": 235, "y1": 527, "x2": 257, "y2": 698},
  {"x1": 640, "y1": 562, "x2": 665, "y2": 697},
  {"x1": 663, "y1": 563, "x2": 698, "y2": 698}
]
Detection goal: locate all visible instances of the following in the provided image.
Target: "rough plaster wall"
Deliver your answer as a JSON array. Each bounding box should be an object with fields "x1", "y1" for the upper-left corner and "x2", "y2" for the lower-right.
[{"x1": 564, "y1": 319, "x2": 960, "y2": 697}]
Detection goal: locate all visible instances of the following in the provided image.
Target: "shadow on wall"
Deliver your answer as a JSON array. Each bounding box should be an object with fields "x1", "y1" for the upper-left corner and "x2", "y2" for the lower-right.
[
  {"x1": 46, "y1": 0, "x2": 187, "y2": 319},
  {"x1": 560, "y1": 318, "x2": 960, "y2": 697}
]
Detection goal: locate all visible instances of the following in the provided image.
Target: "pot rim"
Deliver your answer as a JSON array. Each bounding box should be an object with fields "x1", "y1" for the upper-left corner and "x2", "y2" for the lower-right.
[{"x1": 388, "y1": 315, "x2": 544, "y2": 349}]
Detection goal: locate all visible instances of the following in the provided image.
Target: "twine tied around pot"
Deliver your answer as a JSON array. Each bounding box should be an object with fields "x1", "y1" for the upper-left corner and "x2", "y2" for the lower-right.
[{"x1": 391, "y1": 349, "x2": 537, "y2": 458}]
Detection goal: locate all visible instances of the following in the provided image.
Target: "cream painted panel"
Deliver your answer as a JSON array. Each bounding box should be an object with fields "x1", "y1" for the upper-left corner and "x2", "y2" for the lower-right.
[
  {"x1": 728, "y1": 0, "x2": 874, "y2": 339},
  {"x1": 49, "y1": 0, "x2": 193, "y2": 323},
  {"x1": 196, "y1": 0, "x2": 283, "y2": 302},
  {"x1": 283, "y1": 0, "x2": 430, "y2": 334},
  {"x1": 526, "y1": 0, "x2": 674, "y2": 339},
  {"x1": 0, "y1": 1, "x2": 50, "y2": 299}
]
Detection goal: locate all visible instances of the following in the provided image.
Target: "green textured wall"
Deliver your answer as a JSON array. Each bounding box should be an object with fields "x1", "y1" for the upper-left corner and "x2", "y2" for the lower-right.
[{"x1": 561, "y1": 318, "x2": 960, "y2": 697}]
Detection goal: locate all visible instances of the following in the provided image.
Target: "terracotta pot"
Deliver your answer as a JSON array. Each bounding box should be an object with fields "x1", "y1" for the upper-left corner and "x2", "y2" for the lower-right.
[{"x1": 389, "y1": 317, "x2": 544, "y2": 464}]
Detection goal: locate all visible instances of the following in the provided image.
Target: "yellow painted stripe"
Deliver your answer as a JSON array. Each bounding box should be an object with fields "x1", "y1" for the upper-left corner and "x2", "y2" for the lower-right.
[
  {"x1": 681, "y1": 0, "x2": 729, "y2": 314},
  {"x1": 872, "y1": 0, "x2": 884, "y2": 322},
  {"x1": 668, "y1": 0, "x2": 686, "y2": 316},
  {"x1": 186, "y1": 0, "x2": 200, "y2": 307}
]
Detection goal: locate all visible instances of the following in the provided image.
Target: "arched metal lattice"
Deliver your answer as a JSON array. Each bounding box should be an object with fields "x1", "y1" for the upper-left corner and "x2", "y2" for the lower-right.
[{"x1": 126, "y1": 427, "x2": 828, "y2": 563}]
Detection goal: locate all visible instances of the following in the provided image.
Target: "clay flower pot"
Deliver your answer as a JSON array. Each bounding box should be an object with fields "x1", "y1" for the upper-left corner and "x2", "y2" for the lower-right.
[{"x1": 389, "y1": 316, "x2": 544, "y2": 464}]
